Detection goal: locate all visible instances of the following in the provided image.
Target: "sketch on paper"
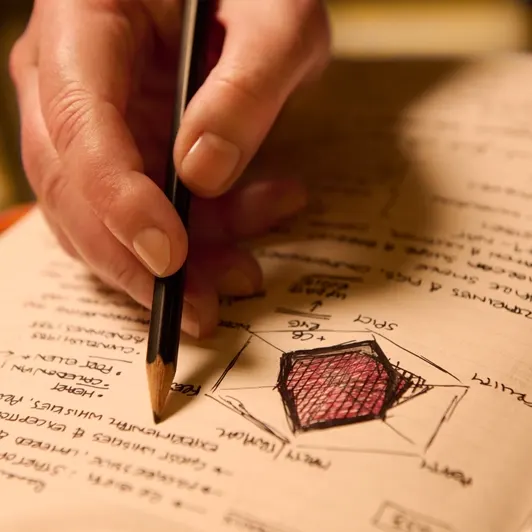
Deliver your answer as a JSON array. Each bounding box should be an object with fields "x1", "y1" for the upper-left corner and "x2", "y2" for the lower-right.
[
  {"x1": 208, "y1": 328, "x2": 469, "y2": 457},
  {"x1": 277, "y1": 339, "x2": 428, "y2": 433}
]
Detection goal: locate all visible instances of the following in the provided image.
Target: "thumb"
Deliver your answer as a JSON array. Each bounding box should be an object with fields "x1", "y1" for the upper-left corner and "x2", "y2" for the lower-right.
[{"x1": 174, "y1": 0, "x2": 330, "y2": 198}]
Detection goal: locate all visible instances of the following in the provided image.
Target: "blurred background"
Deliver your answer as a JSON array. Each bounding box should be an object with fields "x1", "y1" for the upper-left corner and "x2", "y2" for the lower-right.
[{"x1": 0, "y1": 0, "x2": 531, "y2": 212}]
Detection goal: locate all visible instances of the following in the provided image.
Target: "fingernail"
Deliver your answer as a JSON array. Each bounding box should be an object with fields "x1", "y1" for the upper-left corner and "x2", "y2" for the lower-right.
[
  {"x1": 182, "y1": 300, "x2": 200, "y2": 338},
  {"x1": 133, "y1": 227, "x2": 171, "y2": 276},
  {"x1": 273, "y1": 190, "x2": 308, "y2": 220},
  {"x1": 217, "y1": 268, "x2": 255, "y2": 296},
  {"x1": 181, "y1": 133, "x2": 241, "y2": 193}
]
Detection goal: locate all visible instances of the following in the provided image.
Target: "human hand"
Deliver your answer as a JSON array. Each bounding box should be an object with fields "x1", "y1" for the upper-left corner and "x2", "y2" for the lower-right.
[{"x1": 9, "y1": 0, "x2": 330, "y2": 338}]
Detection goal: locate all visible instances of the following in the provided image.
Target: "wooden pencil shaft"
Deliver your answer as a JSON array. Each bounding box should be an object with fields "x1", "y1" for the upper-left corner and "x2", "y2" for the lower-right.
[{"x1": 146, "y1": 356, "x2": 176, "y2": 416}]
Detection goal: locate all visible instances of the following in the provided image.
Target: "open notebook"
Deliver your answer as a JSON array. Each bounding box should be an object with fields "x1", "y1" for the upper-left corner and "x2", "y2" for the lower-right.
[{"x1": 2, "y1": 55, "x2": 532, "y2": 532}]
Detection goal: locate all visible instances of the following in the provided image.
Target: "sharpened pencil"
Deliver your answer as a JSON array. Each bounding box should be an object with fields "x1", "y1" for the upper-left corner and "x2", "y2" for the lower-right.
[{"x1": 146, "y1": 0, "x2": 213, "y2": 423}]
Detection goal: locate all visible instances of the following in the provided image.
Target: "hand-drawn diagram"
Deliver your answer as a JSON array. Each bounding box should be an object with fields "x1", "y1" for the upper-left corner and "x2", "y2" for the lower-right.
[
  {"x1": 208, "y1": 327, "x2": 469, "y2": 458},
  {"x1": 278, "y1": 339, "x2": 428, "y2": 433}
]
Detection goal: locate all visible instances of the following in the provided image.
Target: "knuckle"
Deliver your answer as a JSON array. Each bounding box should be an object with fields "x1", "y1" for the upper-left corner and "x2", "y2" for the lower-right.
[
  {"x1": 212, "y1": 69, "x2": 264, "y2": 106},
  {"x1": 80, "y1": 173, "x2": 122, "y2": 227},
  {"x1": 45, "y1": 81, "x2": 94, "y2": 154}
]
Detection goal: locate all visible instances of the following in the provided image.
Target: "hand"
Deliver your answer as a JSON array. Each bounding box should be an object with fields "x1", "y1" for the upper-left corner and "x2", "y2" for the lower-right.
[{"x1": 9, "y1": 0, "x2": 330, "y2": 338}]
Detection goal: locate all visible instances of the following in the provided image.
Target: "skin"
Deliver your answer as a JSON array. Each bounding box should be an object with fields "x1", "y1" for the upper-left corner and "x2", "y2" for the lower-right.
[{"x1": 9, "y1": 0, "x2": 331, "y2": 339}]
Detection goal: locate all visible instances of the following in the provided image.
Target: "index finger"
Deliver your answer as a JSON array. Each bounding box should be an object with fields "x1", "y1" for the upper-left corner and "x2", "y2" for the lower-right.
[{"x1": 36, "y1": 0, "x2": 188, "y2": 278}]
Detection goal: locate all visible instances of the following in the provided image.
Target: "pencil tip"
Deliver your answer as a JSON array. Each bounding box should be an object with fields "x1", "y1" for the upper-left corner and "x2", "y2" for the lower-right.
[{"x1": 146, "y1": 356, "x2": 175, "y2": 426}]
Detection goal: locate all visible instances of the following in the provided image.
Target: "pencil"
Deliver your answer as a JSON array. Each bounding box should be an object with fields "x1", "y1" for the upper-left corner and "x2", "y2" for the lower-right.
[{"x1": 146, "y1": 0, "x2": 212, "y2": 423}]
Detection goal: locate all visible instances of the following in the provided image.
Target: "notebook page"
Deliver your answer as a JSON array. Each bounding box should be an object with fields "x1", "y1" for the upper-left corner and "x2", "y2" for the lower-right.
[{"x1": 2, "y1": 55, "x2": 532, "y2": 532}]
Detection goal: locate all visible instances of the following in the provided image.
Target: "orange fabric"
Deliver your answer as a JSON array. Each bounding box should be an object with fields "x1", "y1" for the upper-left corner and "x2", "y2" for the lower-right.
[{"x1": 0, "y1": 203, "x2": 34, "y2": 234}]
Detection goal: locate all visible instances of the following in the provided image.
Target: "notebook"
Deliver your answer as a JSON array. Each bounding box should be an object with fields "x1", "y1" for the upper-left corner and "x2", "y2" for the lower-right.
[{"x1": 2, "y1": 54, "x2": 532, "y2": 532}]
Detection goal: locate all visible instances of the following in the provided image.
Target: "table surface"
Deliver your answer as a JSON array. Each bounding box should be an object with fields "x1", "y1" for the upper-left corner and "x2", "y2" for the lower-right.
[{"x1": 0, "y1": 203, "x2": 32, "y2": 234}]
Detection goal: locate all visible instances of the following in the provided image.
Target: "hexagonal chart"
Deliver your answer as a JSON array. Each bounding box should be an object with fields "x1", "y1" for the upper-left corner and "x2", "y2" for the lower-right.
[{"x1": 208, "y1": 329, "x2": 468, "y2": 456}]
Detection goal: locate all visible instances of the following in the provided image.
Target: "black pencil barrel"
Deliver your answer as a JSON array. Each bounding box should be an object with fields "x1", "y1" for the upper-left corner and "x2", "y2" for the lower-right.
[{"x1": 146, "y1": 0, "x2": 214, "y2": 420}]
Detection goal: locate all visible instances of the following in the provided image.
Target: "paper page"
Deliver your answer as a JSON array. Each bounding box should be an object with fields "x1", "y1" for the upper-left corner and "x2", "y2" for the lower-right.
[{"x1": 2, "y1": 55, "x2": 532, "y2": 532}]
